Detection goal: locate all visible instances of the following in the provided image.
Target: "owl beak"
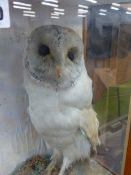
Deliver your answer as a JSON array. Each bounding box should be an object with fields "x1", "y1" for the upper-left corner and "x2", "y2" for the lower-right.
[{"x1": 56, "y1": 65, "x2": 63, "y2": 79}]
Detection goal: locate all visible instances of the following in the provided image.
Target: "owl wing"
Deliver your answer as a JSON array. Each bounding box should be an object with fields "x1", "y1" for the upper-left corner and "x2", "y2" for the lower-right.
[{"x1": 80, "y1": 107, "x2": 100, "y2": 152}]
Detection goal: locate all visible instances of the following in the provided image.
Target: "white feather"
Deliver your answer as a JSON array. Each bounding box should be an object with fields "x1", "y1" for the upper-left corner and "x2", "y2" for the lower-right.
[{"x1": 23, "y1": 63, "x2": 93, "y2": 165}]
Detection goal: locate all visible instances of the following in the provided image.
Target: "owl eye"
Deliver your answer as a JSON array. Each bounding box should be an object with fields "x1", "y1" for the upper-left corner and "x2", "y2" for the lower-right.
[
  {"x1": 38, "y1": 44, "x2": 50, "y2": 56},
  {"x1": 67, "y1": 47, "x2": 77, "y2": 62},
  {"x1": 68, "y1": 51, "x2": 75, "y2": 61}
]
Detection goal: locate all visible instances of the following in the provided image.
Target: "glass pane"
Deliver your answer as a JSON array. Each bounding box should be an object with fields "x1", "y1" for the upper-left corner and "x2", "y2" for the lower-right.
[
  {"x1": 85, "y1": 2, "x2": 131, "y2": 175},
  {"x1": 0, "y1": 0, "x2": 130, "y2": 175}
]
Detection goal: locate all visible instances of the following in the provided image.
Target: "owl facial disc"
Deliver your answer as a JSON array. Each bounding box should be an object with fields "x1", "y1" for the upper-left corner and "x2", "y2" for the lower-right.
[{"x1": 25, "y1": 25, "x2": 84, "y2": 89}]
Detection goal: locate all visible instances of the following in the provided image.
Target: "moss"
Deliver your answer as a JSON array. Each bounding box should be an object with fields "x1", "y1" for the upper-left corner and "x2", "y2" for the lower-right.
[{"x1": 11, "y1": 156, "x2": 49, "y2": 175}]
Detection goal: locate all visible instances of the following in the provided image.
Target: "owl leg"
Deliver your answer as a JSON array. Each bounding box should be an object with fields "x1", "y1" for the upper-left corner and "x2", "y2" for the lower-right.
[
  {"x1": 58, "y1": 157, "x2": 71, "y2": 175},
  {"x1": 44, "y1": 150, "x2": 60, "y2": 175},
  {"x1": 45, "y1": 159, "x2": 57, "y2": 175}
]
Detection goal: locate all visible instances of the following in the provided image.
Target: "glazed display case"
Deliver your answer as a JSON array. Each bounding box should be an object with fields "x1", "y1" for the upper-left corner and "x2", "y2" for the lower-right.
[{"x1": 0, "y1": 0, "x2": 131, "y2": 174}]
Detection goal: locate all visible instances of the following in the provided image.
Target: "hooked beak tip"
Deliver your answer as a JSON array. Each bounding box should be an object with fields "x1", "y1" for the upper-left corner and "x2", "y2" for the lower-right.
[{"x1": 56, "y1": 66, "x2": 63, "y2": 79}]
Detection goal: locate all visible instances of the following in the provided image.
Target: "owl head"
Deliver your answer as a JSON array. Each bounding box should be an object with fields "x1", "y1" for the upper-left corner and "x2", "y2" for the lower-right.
[{"x1": 25, "y1": 25, "x2": 84, "y2": 89}]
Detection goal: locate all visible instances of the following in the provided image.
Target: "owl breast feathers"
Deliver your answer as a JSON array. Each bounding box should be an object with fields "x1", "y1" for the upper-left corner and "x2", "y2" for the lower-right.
[{"x1": 24, "y1": 25, "x2": 100, "y2": 175}]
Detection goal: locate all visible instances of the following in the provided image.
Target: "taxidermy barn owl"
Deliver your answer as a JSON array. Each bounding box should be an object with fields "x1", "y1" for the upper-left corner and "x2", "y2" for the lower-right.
[{"x1": 23, "y1": 25, "x2": 100, "y2": 175}]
